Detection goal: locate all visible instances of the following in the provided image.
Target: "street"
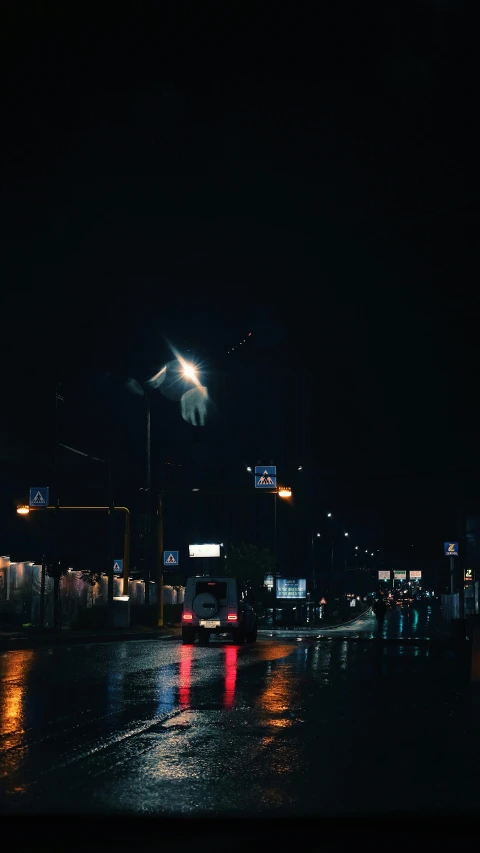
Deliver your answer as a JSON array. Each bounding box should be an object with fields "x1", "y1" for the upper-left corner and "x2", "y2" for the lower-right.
[{"x1": 1, "y1": 606, "x2": 479, "y2": 816}]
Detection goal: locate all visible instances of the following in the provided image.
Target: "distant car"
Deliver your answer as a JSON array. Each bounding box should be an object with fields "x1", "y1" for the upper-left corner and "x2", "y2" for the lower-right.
[{"x1": 182, "y1": 577, "x2": 258, "y2": 646}]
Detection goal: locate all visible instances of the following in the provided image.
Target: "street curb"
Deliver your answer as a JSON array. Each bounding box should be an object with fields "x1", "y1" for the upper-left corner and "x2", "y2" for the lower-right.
[{"x1": 0, "y1": 630, "x2": 180, "y2": 651}]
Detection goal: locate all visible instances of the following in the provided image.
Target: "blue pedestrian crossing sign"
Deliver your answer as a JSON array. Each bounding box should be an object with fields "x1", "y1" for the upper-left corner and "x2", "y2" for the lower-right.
[
  {"x1": 164, "y1": 550, "x2": 179, "y2": 567},
  {"x1": 29, "y1": 487, "x2": 49, "y2": 508},
  {"x1": 255, "y1": 465, "x2": 277, "y2": 488},
  {"x1": 444, "y1": 542, "x2": 459, "y2": 557},
  {"x1": 113, "y1": 559, "x2": 123, "y2": 575}
]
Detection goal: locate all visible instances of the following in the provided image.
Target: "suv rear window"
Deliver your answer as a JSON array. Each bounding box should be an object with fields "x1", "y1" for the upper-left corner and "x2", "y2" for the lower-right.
[{"x1": 195, "y1": 581, "x2": 227, "y2": 600}]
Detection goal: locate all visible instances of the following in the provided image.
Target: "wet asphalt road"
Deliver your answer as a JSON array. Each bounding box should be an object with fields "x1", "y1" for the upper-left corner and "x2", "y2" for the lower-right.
[{"x1": 1, "y1": 605, "x2": 480, "y2": 816}]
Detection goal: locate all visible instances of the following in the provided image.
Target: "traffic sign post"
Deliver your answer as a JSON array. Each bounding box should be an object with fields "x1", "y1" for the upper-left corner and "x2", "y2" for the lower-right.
[
  {"x1": 113, "y1": 559, "x2": 123, "y2": 575},
  {"x1": 445, "y1": 542, "x2": 459, "y2": 595},
  {"x1": 164, "y1": 550, "x2": 179, "y2": 567}
]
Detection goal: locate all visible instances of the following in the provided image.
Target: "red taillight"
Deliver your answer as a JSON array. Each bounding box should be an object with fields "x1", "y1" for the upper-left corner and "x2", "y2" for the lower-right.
[
  {"x1": 227, "y1": 614, "x2": 237, "y2": 621},
  {"x1": 183, "y1": 613, "x2": 193, "y2": 621}
]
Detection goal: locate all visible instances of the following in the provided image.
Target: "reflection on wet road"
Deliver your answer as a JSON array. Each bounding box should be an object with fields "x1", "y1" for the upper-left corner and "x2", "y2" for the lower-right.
[{"x1": 1, "y1": 609, "x2": 479, "y2": 816}]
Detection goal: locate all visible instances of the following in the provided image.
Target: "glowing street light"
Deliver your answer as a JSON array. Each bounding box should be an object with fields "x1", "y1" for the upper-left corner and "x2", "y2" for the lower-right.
[
  {"x1": 181, "y1": 361, "x2": 198, "y2": 381},
  {"x1": 327, "y1": 512, "x2": 332, "y2": 518},
  {"x1": 355, "y1": 545, "x2": 359, "y2": 550},
  {"x1": 16, "y1": 505, "x2": 30, "y2": 515},
  {"x1": 246, "y1": 466, "x2": 252, "y2": 472},
  {"x1": 278, "y1": 487, "x2": 292, "y2": 498},
  {"x1": 344, "y1": 532, "x2": 349, "y2": 537},
  {"x1": 316, "y1": 532, "x2": 321, "y2": 538}
]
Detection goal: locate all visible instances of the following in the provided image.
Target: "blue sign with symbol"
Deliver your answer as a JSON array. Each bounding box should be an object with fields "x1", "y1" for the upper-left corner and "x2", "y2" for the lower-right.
[
  {"x1": 29, "y1": 487, "x2": 49, "y2": 508},
  {"x1": 444, "y1": 542, "x2": 459, "y2": 557},
  {"x1": 164, "y1": 550, "x2": 179, "y2": 567},
  {"x1": 255, "y1": 465, "x2": 277, "y2": 488},
  {"x1": 113, "y1": 559, "x2": 123, "y2": 575}
]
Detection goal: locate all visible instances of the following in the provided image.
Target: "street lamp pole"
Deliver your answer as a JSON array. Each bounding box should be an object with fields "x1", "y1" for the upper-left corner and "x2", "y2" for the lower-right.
[{"x1": 145, "y1": 391, "x2": 151, "y2": 606}]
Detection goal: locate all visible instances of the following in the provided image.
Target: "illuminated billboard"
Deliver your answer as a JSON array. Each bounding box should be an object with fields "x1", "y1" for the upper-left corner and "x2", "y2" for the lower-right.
[
  {"x1": 410, "y1": 570, "x2": 422, "y2": 579},
  {"x1": 394, "y1": 570, "x2": 407, "y2": 580},
  {"x1": 276, "y1": 578, "x2": 307, "y2": 599},
  {"x1": 378, "y1": 570, "x2": 391, "y2": 580},
  {"x1": 189, "y1": 544, "x2": 221, "y2": 558}
]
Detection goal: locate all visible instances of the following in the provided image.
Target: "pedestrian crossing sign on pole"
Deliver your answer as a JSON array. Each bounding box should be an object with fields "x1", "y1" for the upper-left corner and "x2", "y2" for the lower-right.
[
  {"x1": 164, "y1": 550, "x2": 179, "y2": 567},
  {"x1": 113, "y1": 559, "x2": 123, "y2": 575},
  {"x1": 255, "y1": 466, "x2": 277, "y2": 488},
  {"x1": 29, "y1": 487, "x2": 49, "y2": 508}
]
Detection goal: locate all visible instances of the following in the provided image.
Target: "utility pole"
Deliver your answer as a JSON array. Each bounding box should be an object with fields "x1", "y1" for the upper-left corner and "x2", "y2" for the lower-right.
[
  {"x1": 157, "y1": 493, "x2": 164, "y2": 627},
  {"x1": 107, "y1": 460, "x2": 114, "y2": 627},
  {"x1": 39, "y1": 553, "x2": 46, "y2": 629},
  {"x1": 144, "y1": 391, "x2": 151, "y2": 606},
  {"x1": 53, "y1": 381, "x2": 63, "y2": 629}
]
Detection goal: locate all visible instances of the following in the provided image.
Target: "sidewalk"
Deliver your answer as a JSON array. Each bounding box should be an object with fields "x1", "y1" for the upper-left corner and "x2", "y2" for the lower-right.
[{"x1": 0, "y1": 624, "x2": 182, "y2": 651}]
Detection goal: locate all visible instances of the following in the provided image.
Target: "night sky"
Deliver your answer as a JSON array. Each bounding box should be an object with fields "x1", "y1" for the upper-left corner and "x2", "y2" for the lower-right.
[{"x1": 1, "y1": 3, "x2": 479, "y2": 579}]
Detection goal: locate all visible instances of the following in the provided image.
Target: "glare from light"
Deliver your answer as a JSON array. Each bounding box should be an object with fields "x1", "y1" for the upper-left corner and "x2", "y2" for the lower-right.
[
  {"x1": 246, "y1": 466, "x2": 252, "y2": 472},
  {"x1": 316, "y1": 533, "x2": 321, "y2": 537},
  {"x1": 181, "y1": 361, "x2": 198, "y2": 381},
  {"x1": 355, "y1": 545, "x2": 359, "y2": 550},
  {"x1": 16, "y1": 506, "x2": 30, "y2": 515},
  {"x1": 297, "y1": 465, "x2": 303, "y2": 470},
  {"x1": 371, "y1": 552, "x2": 374, "y2": 556},
  {"x1": 344, "y1": 532, "x2": 349, "y2": 537},
  {"x1": 192, "y1": 488, "x2": 200, "y2": 492},
  {"x1": 278, "y1": 487, "x2": 292, "y2": 498},
  {"x1": 168, "y1": 344, "x2": 201, "y2": 388},
  {"x1": 327, "y1": 512, "x2": 332, "y2": 517}
]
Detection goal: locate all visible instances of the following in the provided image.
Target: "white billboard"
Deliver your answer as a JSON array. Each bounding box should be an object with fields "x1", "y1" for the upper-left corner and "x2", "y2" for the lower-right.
[
  {"x1": 188, "y1": 544, "x2": 221, "y2": 558},
  {"x1": 378, "y1": 570, "x2": 391, "y2": 580},
  {"x1": 410, "y1": 570, "x2": 422, "y2": 579}
]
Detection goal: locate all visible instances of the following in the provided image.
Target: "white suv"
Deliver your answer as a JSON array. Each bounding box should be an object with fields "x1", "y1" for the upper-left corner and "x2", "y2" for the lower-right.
[{"x1": 182, "y1": 577, "x2": 258, "y2": 645}]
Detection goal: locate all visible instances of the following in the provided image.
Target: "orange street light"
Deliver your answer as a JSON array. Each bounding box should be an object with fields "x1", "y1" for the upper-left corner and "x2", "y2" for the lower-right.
[
  {"x1": 16, "y1": 505, "x2": 30, "y2": 515},
  {"x1": 278, "y1": 487, "x2": 292, "y2": 498}
]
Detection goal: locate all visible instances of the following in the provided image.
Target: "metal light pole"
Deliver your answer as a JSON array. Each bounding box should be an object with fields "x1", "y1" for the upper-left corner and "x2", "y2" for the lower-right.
[
  {"x1": 157, "y1": 493, "x2": 164, "y2": 627},
  {"x1": 144, "y1": 391, "x2": 151, "y2": 606}
]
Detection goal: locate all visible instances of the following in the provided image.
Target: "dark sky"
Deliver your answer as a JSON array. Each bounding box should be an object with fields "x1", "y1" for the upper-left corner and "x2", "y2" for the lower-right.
[{"x1": 1, "y1": 2, "x2": 479, "y2": 572}]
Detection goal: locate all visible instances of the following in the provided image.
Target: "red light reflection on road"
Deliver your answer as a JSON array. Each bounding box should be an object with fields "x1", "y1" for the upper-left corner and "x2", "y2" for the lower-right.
[
  {"x1": 224, "y1": 645, "x2": 238, "y2": 709},
  {"x1": 178, "y1": 647, "x2": 193, "y2": 707}
]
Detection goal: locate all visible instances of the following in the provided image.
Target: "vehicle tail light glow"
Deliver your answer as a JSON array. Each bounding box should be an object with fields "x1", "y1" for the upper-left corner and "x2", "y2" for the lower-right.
[
  {"x1": 182, "y1": 613, "x2": 193, "y2": 621},
  {"x1": 227, "y1": 614, "x2": 237, "y2": 621}
]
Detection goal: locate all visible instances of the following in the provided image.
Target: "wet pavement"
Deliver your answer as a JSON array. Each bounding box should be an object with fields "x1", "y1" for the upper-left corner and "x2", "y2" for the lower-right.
[
  {"x1": 261, "y1": 602, "x2": 438, "y2": 640},
  {"x1": 1, "y1": 604, "x2": 479, "y2": 817}
]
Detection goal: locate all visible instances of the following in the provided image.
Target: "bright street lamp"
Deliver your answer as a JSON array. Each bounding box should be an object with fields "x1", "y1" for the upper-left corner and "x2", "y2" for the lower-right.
[
  {"x1": 278, "y1": 487, "x2": 292, "y2": 498},
  {"x1": 355, "y1": 545, "x2": 359, "y2": 550},
  {"x1": 179, "y1": 359, "x2": 198, "y2": 381},
  {"x1": 16, "y1": 505, "x2": 30, "y2": 515},
  {"x1": 327, "y1": 512, "x2": 332, "y2": 518},
  {"x1": 344, "y1": 532, "x2": 349, "y2": 537},
  {"x1": 316, "y1": 532, "x2": 321, "y2": 538},
  {"x1": 246, "y1": 466, "x2": 252, "y2": 472}
]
